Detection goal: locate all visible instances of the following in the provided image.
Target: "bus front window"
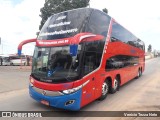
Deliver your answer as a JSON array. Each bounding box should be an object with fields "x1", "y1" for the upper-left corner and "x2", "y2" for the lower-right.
[
  {"x1": 32, "y1": 47, "x2": 49, "y2": 79},
  {"x1": 32, "y1": 46, "x2": 80, "y2": 83},
  {"x1": 48, "y1": 46, "x2": 79, "y2": 79}
]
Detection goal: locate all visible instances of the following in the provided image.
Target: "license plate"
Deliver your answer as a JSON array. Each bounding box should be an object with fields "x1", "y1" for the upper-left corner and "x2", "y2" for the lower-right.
[{"x1": 41, "y1": 100, "x2": 49, "y2": 106}]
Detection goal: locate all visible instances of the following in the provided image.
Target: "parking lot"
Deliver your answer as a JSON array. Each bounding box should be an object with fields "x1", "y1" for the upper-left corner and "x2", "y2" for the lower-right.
[{"x1": 0, "y1": 66, "x2": 31, "y2": 93}]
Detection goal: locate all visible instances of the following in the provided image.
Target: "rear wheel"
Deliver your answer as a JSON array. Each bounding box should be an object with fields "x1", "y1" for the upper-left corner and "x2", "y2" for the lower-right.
[
  {"x1": 99, "y1": 80, "x2": 109, "y2": 100},
  {"x1": 136, "y1": 69, "x2": 141, "y2": 79},
  {"x1": 140, "y1": 68, "x2": 142, "y2": 76},
  {"x1": 110, "y1": 77, "x2": 120, "y2": 94}
]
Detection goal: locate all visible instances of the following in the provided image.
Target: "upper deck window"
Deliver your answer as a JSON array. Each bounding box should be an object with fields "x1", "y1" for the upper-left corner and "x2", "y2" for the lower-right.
[
  {"x1": 111, "y1": 22, "x2": 145, "y2": 50},
  {"x1": 38, "y1": 8, "x2": 92, "y2": 40},
  {"x1": 85, "y1": 9, "x2": 111, "y2": 37}
]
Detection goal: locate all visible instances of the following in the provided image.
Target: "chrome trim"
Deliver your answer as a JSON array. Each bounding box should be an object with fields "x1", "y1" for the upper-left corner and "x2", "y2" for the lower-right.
[
  {"x1": 32, "y1": 86, "x2": 64, "y2": 96},
  {"x1": 80, "y1": 34, "x2": 96, "y2": 41}
]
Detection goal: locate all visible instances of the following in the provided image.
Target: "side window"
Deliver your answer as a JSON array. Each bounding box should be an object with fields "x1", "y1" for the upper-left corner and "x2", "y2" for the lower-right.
[
  {"x1": 105, "y1": 55, "x2": 139, "y2": 71},
  {"x1": 85, "y1": 10, "x2": 111, "y2": 37},
  {"x1": 111, "y1": 22, "x2": 124, "y2": 42},
  {"x1": 105, "y1": 56, "x2": 124, "y2": 71},
  {"x1": 111, "y1": 22, "x2": 141, "y2": 49},
  {"x1": 137, "y1": 39, "x2": 145, "y2": 50}
]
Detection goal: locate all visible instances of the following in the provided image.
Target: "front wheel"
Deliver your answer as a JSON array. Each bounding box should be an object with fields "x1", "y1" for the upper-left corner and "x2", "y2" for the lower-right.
[{"x1": 99, "y1": 80, "x2": 109, "y2": 100}]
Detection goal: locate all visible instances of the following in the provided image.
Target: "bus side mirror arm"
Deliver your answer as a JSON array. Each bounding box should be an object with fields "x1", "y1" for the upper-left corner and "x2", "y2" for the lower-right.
[{"x1": 18, "y1": 38, "x2": 37, "y2": 56}]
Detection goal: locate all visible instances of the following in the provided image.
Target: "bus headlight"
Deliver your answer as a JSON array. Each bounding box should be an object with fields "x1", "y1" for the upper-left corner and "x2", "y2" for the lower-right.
[
  {"x1": 30, "y1": 83, "x2": 34, "y2": 87},
  {"x1": 29, "y1": 76, "x2": 34, "y2": 87},
  {"x1": 30, "y1": 77, "x2": 34, "y2": 84},
  {"x1": 62, "y1": 80, "x2": 90, "y2": 94}
]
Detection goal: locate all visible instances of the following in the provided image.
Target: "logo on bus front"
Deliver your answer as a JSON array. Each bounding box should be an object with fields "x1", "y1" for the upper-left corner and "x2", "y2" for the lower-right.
[
  {"x1": 130, "y1": 49, "x2": 136, "y2": 54},
  {"x1": 42, "y1": 90, "x2": 46, "y2": 95}
]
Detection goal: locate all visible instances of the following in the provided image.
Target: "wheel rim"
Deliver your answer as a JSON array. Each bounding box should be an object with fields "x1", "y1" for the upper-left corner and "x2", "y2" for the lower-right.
[
  {"x1": 102, "y1": 82, "x2": 108, "y2": 95},
  {"x1": 113, "y1": 79, "x2": 118, "y2": 90}
]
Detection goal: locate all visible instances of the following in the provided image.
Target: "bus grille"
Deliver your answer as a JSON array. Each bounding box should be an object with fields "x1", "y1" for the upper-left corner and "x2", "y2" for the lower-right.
[{"x1": 32, "y1": 86, "x2": 64, "y2": 96}]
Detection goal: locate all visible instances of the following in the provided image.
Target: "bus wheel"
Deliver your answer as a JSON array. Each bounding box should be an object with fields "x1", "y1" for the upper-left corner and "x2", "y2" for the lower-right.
[
  {"x1": 136, "y1": 69, "x2": 140, "y2": 79},
  {"x1": 140, "y1": 68, "x2": 142, "y2": 76},
  {"x1": 110, "y1": 77, "x2": 119, "y2": 94},
  {"x1": 99, "y1": 80, "x2": 109, "y2": 100}
]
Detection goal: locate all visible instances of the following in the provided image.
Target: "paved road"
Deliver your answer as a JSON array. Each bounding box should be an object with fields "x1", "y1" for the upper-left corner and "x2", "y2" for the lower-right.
[
  {"x1": 0, "y1": 58, "x2": 160, "y2": 120},
  {"x1": 0, "y1": 66, "x2": 30, "y2": 93}
]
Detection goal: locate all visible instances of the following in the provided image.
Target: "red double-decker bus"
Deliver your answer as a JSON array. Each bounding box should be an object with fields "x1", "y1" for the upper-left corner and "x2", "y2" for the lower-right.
[{"x1": 19, "y1": 8, "x2": 145, "y2": 110}]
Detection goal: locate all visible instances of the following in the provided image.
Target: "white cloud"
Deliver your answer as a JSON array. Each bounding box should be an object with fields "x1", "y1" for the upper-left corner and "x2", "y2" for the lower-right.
[
  {"x1": 0, "y1": 0, "x2": 44, "y2": 55},
  {"x1": 90, "y1": 0, "x2": 160, "y2": 51},
  {"x1": 0, "y1": 0, "x2": 159, "y2": 54}
]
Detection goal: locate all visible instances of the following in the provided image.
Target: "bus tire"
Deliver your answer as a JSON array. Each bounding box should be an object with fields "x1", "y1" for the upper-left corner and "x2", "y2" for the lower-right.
[
  {"x1": 110, "y1": 77, "x2": 120, "y2": 94},
  {"x1": 99, "y1": 80, "x2": 109, "y2": 100},
  {"x1": 140, "y1": 68, "x2": 142, "y2": 76},
  {"x1": 135, "y1": 69, "x2": 140, "y2": 79}
]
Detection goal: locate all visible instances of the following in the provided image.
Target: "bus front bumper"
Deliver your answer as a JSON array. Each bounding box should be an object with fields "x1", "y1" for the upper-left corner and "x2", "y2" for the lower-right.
[{"x1": 29, "y1": 85, "x2": 81, "y2": 111}]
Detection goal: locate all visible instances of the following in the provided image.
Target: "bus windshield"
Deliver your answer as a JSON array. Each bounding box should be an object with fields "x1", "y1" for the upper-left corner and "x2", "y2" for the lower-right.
[
  {"x1": 38, "y1": 8, "x2": 92, "y2": 40},
  {"x1": 32, "y1": 46, "x2": 80, "y2": 83},
  {"x1": 32, "y1": 8, "x2": 111, "y2": 83}
]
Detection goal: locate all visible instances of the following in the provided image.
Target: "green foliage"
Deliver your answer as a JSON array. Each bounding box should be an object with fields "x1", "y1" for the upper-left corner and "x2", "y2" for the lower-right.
[
  {"x1": 39, "y1": 0, "x2": 90, "y2": 30},
  {"x1": 148, "y1": 44, "x2": 152, "y2": 52},
  {"x1": 102, "y1": 8, "x2": 108, "y2": 14}
]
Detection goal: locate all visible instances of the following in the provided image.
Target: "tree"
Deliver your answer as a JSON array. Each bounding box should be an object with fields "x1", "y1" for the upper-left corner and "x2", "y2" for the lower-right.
[
  {"x1": 39, "y1": 0, "x2": 90, "y2": 30},
  {"x1": 102, "y1": 8, "x2": 108, "y2": 14},
  {"x1": 148, "y1": 44, "x2": 152, "y2": 52}
]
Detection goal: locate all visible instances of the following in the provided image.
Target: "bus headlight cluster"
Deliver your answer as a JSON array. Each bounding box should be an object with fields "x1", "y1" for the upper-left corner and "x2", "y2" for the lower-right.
[
  {"x1": 62, "y1": 80, "x2": 90, "y2": 94},
  {"x1": 30, "y1": 77, "x2": 34, "y2": 87},
  {"x1": 30, "y1": 83, "x2": 34, "y2": 87}
]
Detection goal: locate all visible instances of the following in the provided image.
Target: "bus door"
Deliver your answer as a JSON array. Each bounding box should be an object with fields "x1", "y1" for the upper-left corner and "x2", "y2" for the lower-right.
[
  {"x1": 80, "y1": 50, "x2": 96, "y2": 106},
  {"x1": 78, "y1": 35, "x2": 105, "y2": 106}
]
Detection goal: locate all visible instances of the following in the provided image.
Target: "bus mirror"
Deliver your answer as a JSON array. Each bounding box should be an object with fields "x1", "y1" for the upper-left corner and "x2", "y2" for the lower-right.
[
  {"x1": 70, "y1": 44, "x2": 78, "y2": 56},
  {"x1": 79, "y1": 34, "x2": 104, "y2": 43},
  {"x1": 18, "y1": 50, "x2": 22, "y2": 56}
]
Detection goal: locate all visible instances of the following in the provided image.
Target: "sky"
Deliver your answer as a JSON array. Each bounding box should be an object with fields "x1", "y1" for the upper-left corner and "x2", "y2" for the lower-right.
[
  {"x1": 0, "y1": 0, "x2": 160, "y2": 55},
  {"x1": 0, "y1": 0, "x2": 44, "y2": 55}
]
